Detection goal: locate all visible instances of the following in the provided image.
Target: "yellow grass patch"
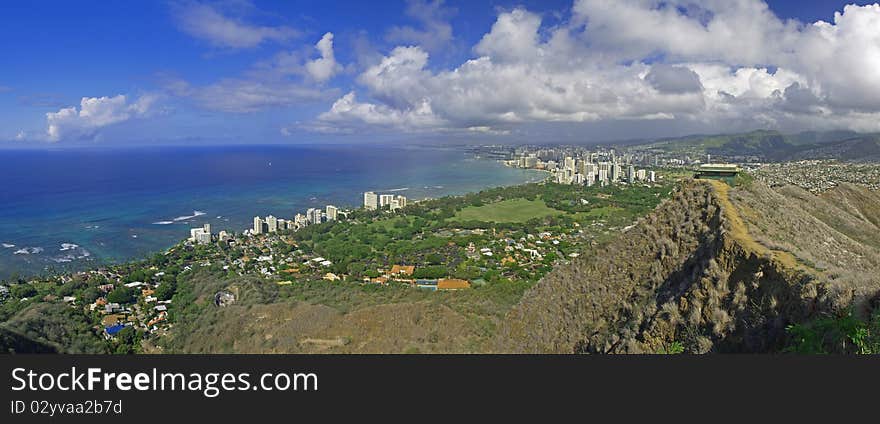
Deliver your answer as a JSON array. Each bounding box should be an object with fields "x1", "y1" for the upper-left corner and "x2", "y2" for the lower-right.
[{"x1": 706, "y1": 180, "x2": 799, "y2": 269}]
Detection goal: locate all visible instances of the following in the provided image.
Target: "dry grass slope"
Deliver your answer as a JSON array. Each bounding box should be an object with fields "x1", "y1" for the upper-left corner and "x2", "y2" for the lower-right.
[
  {"x1": 161, "y1": 179, "x2": 880, "y2": 354},
  {"x1": 167, "y1": 300, "x2": 485, "y2": 353},
  {"x1": 729, "y1": 182, "x2": 880, "y2": 313},
  {"x1": 498, "y1": 179, "x2": 879, "y2": 353}
]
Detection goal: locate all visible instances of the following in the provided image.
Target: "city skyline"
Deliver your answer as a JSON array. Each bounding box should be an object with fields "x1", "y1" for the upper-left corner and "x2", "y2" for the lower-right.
[{"x1": 3, "y1": 1, "x2": 880, "y2": 147}]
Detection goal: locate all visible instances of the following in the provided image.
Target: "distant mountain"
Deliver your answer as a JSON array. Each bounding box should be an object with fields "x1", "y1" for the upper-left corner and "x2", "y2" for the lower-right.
[
  {"x1": 641, "y1": 130, "x2": 880, "y2": 162},
  {"x1": 785, "y1": 136, "x2": 880, "y2": 162},
  {"x1": 785, "y1": 130, "x2": 863, "y2": 145}
]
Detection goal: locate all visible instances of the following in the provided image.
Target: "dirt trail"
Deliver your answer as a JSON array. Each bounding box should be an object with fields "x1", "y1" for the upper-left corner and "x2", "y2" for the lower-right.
[{"x1": 705, "y1": 179, "x2": 799, "y2": 269}]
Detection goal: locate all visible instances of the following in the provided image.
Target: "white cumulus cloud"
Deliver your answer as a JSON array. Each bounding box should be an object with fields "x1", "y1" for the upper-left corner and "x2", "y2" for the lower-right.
[
  {"x1": 314, "y1": 1, "x2": 880, "y2": 137},
  {"x1": 45, "y1": 94, "x2": 158, "y2": 142},
  {"x1": 318, "y1": 91, "x2": 443, "y2": 130},
  {"x1": 304, "y1": 33, "x2": 342, "y2": 83}
]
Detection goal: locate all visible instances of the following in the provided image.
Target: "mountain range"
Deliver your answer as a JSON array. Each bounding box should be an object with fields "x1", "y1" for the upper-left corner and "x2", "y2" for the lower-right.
[{"x1": 639, "y1": 130, "x2": 880, "y2": 162}]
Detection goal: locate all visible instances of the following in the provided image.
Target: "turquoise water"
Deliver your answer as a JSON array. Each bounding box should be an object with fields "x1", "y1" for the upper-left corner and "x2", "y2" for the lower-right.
[{"x1": 0, "y1": 144, "x2": 543, "y2": 279}]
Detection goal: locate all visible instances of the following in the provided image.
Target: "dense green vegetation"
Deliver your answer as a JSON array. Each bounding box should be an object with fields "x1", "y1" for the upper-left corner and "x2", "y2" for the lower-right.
[
  {"x1": 452, "y1": 198, "x2": 561, "y2": 223},
  {"x1": 0, "y1": 303, "x2": 108, "y2": 354},
  {"x1": 785, "y1": 311, "x2": 880, "y2": 354},
  {"x1": 287, "y1": 180, "x2": 673, "y2": 282}
]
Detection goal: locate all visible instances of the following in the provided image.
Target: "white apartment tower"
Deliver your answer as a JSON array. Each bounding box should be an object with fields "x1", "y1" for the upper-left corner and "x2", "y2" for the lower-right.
[
  {"x1": 266, "y1": 215, "x2": 278, "y2": 233},
  {"x1": 379, "y1": 194, "x2": 394, "y2": 208},
  {"x1": 307, "y1": 208, "x2": 322, "y2": 224},
  {"x1": 189, "y1": 223, "x2": 212, "y2": 245},
  {"x1": 294, "y1": 213, "x2": 308, "y2": 228},
  {"x1": 390, "y1": 195, "x2": 407, "y2": 211},
  {"x1": 326, "y1": 205, "x2": 338, "y2": 221},
  {"x1": 363, "y1": 191, "x2": 379, "y2": 210}
]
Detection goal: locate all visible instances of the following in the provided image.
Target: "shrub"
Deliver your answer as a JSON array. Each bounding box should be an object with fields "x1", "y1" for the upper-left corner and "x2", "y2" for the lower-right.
[{"x1": 107, "y1": 287, "x2": 138, "y2": 304}]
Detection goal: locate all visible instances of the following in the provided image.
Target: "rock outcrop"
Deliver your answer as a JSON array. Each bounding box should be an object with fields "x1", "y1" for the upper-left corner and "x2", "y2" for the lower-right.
[{"x1": 499, "y1": 180, "x2": 879, "y2": 353}]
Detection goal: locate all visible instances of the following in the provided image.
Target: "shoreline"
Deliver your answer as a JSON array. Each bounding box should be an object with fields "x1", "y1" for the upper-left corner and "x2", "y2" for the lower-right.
[{"x1": 0, "y1": 157, "x2": 546, "y2": 282}]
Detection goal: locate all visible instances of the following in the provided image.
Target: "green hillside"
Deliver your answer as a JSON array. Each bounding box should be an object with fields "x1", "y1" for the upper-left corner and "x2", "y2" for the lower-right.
[
  {"x1": 452, "y1": 198, "x2": 562, "y2": 223},
  {"x1": 642, "y1": 130, "x2": 880, "y2": 161}
]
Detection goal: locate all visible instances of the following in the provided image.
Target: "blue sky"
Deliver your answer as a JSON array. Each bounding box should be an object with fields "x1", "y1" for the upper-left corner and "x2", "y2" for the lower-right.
[{"x1": 2, "y1": 1, "x2": 879, "y2": 146}]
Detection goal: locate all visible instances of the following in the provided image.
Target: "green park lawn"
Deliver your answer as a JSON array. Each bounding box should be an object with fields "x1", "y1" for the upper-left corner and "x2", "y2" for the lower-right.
[{"x1": 452, "y1": 198, "x2": 562, "y2": 223}]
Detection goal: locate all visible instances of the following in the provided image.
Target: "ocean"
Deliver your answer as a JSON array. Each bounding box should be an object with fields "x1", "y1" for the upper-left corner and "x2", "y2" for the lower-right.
[{"x1": 0, "y1": 144, "x2": 543, "y2": 279}]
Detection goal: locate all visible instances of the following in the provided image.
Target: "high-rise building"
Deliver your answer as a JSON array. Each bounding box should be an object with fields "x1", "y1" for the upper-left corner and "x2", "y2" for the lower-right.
[
  {"x1": 363, "y1": 191, "x2": 378, "y2": 210},
  {"x1": 389, "y1": 195, "x2": 407, "y2": 211},
  {"x1": 253, "y1": 216, "x2": 263, "y2": 235},
  {"x1": 649, "y1": 170, "x2": 656, "y2": 182},
  {"x1": 326, "y1": 205, "x2": 338, "y2": 221},
  {"x1": 563, "y1": 156, "x2": 575, "y2": 174},
  {"x1": 190, "y1": 223, "x2": 212, "y2": 245},
  {"x1": 379, "y1": 194, "x2": 394, "y2": 208},
  {"x1": 307, "y1": 208, "x2": 322, "y2": 224},
  {"x1": 555, "y1": 169, "x2": 566, "y2": 184},
  {"x1": 266, "y1": 215, "x2": 278, "y2": 233},
  {"x1": 637, "y1": 169, "x2": 646, "y2": 181},
  {"x1": 584, "y1": 163, "x2": 597, "y2": 180},
  {"x1": 627, "y1": 165, "x2": 636, "y2": 183},
  {"x1": 294, "y1": 213, "x2": 308, "y2": 228},
  {"x1": 195, "y1": 231, "x2": 211, "y2": 245}
]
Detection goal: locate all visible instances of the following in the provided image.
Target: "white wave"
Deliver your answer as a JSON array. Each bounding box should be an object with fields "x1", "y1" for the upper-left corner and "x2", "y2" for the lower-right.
[
  {"x1": 172, "y1": 210, "x2": 206, "y2": 222},
  {"x1": 131, "y1": 235, "x2": 138, "y2": 238},
  {"x1": 386, "y1": 187, "x2": 409, "y2": 192},
  {"x1": 60, "y1": 243, "x2": 79, "y2": 251},
  {"x1": 152, "y1": 221, "x2": 174, "y2": 225},
  {"x1": 55, "y1": 247, "x2": 90, "y2": 262},
  {"x1": 13, "y1": 247, "x2": 43, "y2": 255},
  {"x1": 1, "y1": 243, "x2": 14, "y2": 248}
]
